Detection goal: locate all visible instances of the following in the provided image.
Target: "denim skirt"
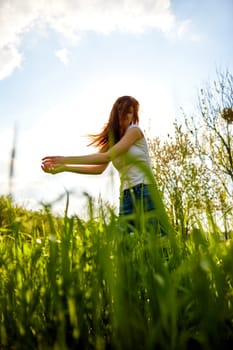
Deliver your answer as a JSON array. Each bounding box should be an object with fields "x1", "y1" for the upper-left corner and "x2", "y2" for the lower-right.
[
  {"x1": 119, "y1": 183, "x2": 155, "y2": 215},
  {"x1": 119, "y1": 183, "x2": 164, "y2": 234}
]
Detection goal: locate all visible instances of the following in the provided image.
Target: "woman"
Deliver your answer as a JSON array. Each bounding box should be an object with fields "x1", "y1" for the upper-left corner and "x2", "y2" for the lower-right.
[{"x1": 42, "y1": 95, "x2": 165, "y2": 234}]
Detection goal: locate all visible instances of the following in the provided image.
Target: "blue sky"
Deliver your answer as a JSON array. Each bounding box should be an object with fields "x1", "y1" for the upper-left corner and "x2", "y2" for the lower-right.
[{"x1": 0, "y1": 0, "x2": 232, "y2": 216}]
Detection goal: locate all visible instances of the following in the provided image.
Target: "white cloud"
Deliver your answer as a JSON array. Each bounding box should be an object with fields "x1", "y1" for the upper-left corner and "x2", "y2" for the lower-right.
[
  {"x1": 176, "y1": 19, "x2": 200, "y2": 42},
  {"x1": 0, "y1": 0, "x2": 192, "y2": 80},
  {"x1": 0, "y1": 44, "x2": 22, "y2": 79},
  {"x1": 0, "y1": 0, "x2": 40, "y2": 80},
  {"x1": 55, "y1": 48, "x2": 69, "y2": 65}
]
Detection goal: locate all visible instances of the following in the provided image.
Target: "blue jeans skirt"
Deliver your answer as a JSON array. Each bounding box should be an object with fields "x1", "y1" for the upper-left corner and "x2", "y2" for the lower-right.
[{"x1": 119, "y1": 183, "x2": 165, "y2": 234}]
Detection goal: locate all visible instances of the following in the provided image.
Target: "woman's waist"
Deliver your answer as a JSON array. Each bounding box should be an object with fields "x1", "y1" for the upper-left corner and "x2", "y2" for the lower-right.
[{"x1": 120, "y1": 174, "x2": 154, "y2": 190}]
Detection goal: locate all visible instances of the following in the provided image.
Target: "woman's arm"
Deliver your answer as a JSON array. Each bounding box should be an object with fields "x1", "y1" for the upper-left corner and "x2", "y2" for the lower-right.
[
  {"x1": 42, "y1": 127, "x2": 142, "y2": 169},
  {"x1": 41, "y1": 163, "x2": 109, "y2": 175},
  {"x1": 109, "y1": 126, "x2": 143, "y2": 159}
]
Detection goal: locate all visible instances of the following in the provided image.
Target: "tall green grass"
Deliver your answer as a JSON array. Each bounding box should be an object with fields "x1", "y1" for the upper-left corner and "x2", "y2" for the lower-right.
[{"x1": 0, "y1": 194, "x2": 232, "y2": 350}]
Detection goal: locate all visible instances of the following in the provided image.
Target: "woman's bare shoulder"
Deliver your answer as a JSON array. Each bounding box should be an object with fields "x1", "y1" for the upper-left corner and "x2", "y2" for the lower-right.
[{"x1": 128, "y1": 124, "x2": 144, "y2": 137}]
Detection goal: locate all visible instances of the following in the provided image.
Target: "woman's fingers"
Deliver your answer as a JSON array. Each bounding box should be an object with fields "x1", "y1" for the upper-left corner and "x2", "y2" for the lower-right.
[
  {"x1": 42, "y1": 158, "x2": 57, "y2": 168},
  {"x1": 41, "y1": 156, "x2": 65, "y2": 174},
  {"x1": 42, "y1": 157, "x2": 65, "y2": 170},
  {"x1": 41, "y1": 162, "x2": 63, "y2": 174},
  {"x1": 42, "y1": 160, "x2": 53, "y2": 165},
  {"x1": 42, "y1": 157, "x2": 55, "y2": 163}
]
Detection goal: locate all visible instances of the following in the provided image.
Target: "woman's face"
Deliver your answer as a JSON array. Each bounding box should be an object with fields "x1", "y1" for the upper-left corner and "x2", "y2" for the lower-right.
[{"x1": 119, "y1": 106, "x2": 134, "y2": 133}]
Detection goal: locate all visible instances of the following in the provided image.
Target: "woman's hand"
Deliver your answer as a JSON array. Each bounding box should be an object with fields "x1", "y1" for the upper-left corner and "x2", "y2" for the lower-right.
[
  {"x1": 41, "y1": 163, "x2": 65, "y2": 174},
  {"x1": 42, "y1": 156, "x2": 65, "y2": 165},
  {"x1": 41, "y1": 156, "x2": 65, "y2": 174}
]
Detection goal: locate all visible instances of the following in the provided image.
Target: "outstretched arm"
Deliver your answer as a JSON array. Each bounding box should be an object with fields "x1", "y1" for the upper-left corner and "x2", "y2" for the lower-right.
[
  {"x1": 41, "y1": 126, "x2": 142, "y2": 174},
  {"x1": 41, "y1": 163, "x2": 109, "y2": 175}
]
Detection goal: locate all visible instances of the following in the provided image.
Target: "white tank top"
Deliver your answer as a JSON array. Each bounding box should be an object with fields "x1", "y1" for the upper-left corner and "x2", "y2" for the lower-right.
[{"x1": 112, "y1": 125, "x2": 154, "y2": 191}]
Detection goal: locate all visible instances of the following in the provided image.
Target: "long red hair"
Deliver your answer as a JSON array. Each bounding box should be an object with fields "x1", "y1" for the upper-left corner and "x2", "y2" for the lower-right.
[{"x1": 88, "y1": 96, "x2": 139, "y2": 151}]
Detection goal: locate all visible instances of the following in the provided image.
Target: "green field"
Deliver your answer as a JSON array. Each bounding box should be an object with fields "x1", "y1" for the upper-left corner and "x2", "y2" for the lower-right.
[{"x1": 0, "y1": 194, "x2": 232, "y2": 350}]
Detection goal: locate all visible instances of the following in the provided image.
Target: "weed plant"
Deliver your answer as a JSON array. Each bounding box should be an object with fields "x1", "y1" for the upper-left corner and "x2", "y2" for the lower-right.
[{"x1": 0, "y1": 194, "x2": 232, "y2": 350}]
